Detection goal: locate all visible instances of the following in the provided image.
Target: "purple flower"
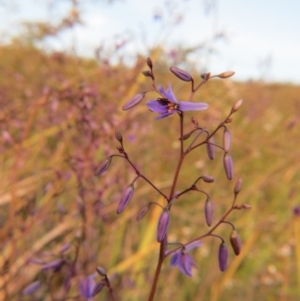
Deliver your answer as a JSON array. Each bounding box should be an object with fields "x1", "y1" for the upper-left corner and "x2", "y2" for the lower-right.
[
  {"x1": 146, "y1": 84, "x2": 208, "y2": 120},
  {"x1": 79, "y1": 276, "x2": 96, "y2": 299},
  {"x1": 169, "y1": 241, "x2": 203, "y2": 277}
]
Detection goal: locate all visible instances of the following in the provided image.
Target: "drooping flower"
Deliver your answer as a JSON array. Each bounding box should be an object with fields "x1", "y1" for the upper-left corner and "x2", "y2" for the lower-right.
[
  {"x1": 79, "y1": 276, "x2": 96, "y2": 299},
  {"x1": 169, "y1": 241, "x2": 203, "y2": 277},
  {"x1": 146, "y1": 84, "x2": 208, "y2": 120}
]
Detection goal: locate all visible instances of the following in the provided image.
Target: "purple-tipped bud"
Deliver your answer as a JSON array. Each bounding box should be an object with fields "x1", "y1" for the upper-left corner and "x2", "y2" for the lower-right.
[
  {"x1": 60, "y1": 243, "x2": 70, "y2": 253},
  {"x1": 230, "y1": 229, "x2": 242, "y2": 255},
  {"x1": 206, "y1": 137, "x2": 216, "y2": 160},
  {"x1": 218, "y1": 71, "x2": 235, "y2": 79},
  {"x1": 115, "y1": 129, "x2": 123, "y2": 143},
  {"x1": 234, "y1": 178, "x2": 243, "y2": 194},
  {"x1": 204, "y1": 197, "x2": 214, "y2": 226},
  {"x1": 23, "y1": 281, "x2": 41, "y2": 295},
  {"x1": 146, "y1": 57, "x2": 153, "y2": 69},
  {"x1": 96, "y1": 266, "x2": 107, "y2": 276},
  {"x1": 136, "y1": 204, "x2": 150, "y2": 221},
  {"x1": 202, "y1": 174, "x2": 214, "y2": 183},
  {"x1": 42, "y1": 258, "x2": 64, "y2": 271},
  {"x1": 223, "y1": 128, "x2": 231, "y2": 152},
  {"x1": 231, "y1": 99, "x2": 243, "y2": 112},
  {"x1": 95, "y1": 157, "x2": 112, "y2": 176},
  {"x1": 117, "y1": 185, "x2": 134, "y2": 214},
  {"x1": 122, "y1": 93, "x2": 145, "y2": 110},
  {"x1": 170, "y1": 66, "x2": 192, "y2": 82},
  {"x1": 157, "y1": 210, "x2": 170, "y2": 242},
  {"x1": 218, "y1": 243, "x2": 228, "y2": 271},
  {"x1": 223, "y1": 153, "x2": 234, "y2": 180},
  {"x1": 142, "y1": 70, "x2": 152, "y2": 77},
  {"x1": 92, "y1": 282, "x2": 104, "y2": 297}
]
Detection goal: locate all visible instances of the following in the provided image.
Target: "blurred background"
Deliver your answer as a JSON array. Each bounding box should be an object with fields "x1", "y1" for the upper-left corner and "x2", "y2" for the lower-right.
[{"x1": 0, "y1": 0, "x2": 300, "y2": 300}]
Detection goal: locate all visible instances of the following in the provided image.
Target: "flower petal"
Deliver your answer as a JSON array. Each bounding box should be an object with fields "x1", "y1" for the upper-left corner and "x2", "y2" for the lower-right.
[
  {"x1": 146, "y1": 100, "x2": 168, "y2": 113},
  {"x1": 155, "y1": 111, "x2": 176, "y2": 120},
  {"x1": 159, "y1": 84, "x2": 178, "y2": 103},
  {"x1": 185, "y1": 241, "x2": 203, "y2": 252},
  {"x1": 179, "y1": 101, "x2": 209, "y2": 112}
]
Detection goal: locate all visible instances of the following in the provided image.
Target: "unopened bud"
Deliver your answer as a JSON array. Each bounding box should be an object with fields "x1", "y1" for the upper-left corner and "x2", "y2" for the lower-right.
[
  {"x1": 202, "y1": 175, "x2": 214, "y2": 183},
  {"x1": 218, "y1": 71, "x2": 235, "y2": 79},
  {"x1": 146, "y1": 57, "x2": 153, "y2": 69},
  {"x1": 218, "y1": 242, "x2": 228, "y2": 272},
  {"x1": 96, "y1": 266, "x2": 107, "y2": 276},
  {"x1": 136, "y1": 204, "x2": 150, "y2": 221},
  {"x1": 204, "y1": 197, "x2": 214, "y2": 226},
  {"x1": 157, "y1": 209, "x2": 170, "y2": 242},
  {"x1": 23, "y1": 281, "x2": 41, "y2": 295},
  {"x1": 223, "y1": 128, "x2": 231, "y2": 152},
  {"x1": 117, "y1": 185, "x2": 134, "y2": 214},
  {"x1": 92, "y1": 282, "x2": 104, "y2": 297},
  {"x1": 179, "y1": 132, "x2": 191, "y2": 140},
  {"x1": 234, "y1": 178, "x2": 243, "y2": 194},
  {"x1": 223, "y1": 153, "x2": 233, "y2": 180},
  {"x1": 142, "y1": 70, "x2": 152, "y2": 77},
  {"x1": 42, "y1": 258, "x2": 64, "y2": 271},
  {"x1": 170, "y1": 66, "x2": 192, "y2": 82},
  {"x1": 230, "y1": 229, "x2": 242, "y2": 255},
  {"x1": 231, "y1": 99, "x2": 243, "y2": 112},
  {"x1": 206, "y1": 137, "x2": 216, "y2": 160},
  {"x1": 122, "y1": 93, "x2": 145, "y2": 110},
  {"x1": 95, "y1": 157, "x2": 112, "y2": 176},
  {"x1": 242, "y1": 204, "x2": 251, "y2": 209},
  {"x1": 115, "y1": 129, "x2": 123, "y2": 143}
]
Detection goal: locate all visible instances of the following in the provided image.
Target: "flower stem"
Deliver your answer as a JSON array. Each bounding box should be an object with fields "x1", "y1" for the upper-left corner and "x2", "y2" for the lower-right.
[{"x1": 147, "y1": 241, "x2": 165, "y2": 301}]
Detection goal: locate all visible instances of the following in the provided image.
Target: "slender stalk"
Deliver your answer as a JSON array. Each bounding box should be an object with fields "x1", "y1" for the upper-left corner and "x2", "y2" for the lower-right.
[
  {"x1": 147, "y1": 240, "x2": 165, "y2": 301},
  {"x1": 169, "y1": 113, "x2": 185, "y2": 200}
]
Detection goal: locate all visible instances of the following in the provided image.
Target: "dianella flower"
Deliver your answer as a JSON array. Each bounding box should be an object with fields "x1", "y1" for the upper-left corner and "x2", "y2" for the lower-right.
[
  {"x1": 169, "y1": 241, "x2": 203, "y2": 277},
  {"x1": 146, "y1": 84, "x2": 208, "y2": 120}
]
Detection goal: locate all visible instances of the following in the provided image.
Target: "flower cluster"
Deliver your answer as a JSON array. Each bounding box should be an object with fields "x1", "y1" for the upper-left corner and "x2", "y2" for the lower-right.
[{"x1": 93, "y1": 58, "x2": 248, "y2": 300}]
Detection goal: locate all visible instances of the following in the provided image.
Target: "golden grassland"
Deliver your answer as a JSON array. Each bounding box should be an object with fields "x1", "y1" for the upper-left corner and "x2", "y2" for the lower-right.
[{"x1": 0, "y1": 43, "x2": 300, "y2": 301}]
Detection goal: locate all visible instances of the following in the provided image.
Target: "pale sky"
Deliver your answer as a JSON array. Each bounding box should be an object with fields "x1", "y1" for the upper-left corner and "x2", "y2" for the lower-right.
[{"x1": 0, "y1": 0, "x2": 299, "y2": 83}]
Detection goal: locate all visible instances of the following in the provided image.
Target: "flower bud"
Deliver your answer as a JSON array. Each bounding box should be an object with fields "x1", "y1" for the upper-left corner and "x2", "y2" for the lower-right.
[
  {"x1": 42, "y1": 258, "x2": 64, "y2": 271},
  {"x1": 23, "y1": 281, "x2": 41, "y2": 295},
  {"x1": 218, "y1": 71, "x2": 235, "y2": 79},
  {"x1": 230, "y1": 229, "x2": 242, "y2": 255},
  {"x1": 115, "y1": 129, "x2": 123, "y2": 143},
  {"x1": 223, "y1": 128, "x2": 231, "y2": 152},
  {"x1": 204, "y1": 197, "x2": 214, "y2": 226},
  {"x1": 206, "y1": 137, "x2": 215, "y2": 160},
  {"x1": 202, "y1": 174, "x2": 214, "y2": 183},
  {"x1": 136, "y1": 204, "x2": 150, "y2": 221},
  {"x1": 96, "y1": 266, "x2": 107, "y2": 276},
  {"x1": 223, "y1": 153, "x2": 233, "y2": 180},
  {"x1": 234, "y1": 178, "x2": 243, "y2": 194},
  {"x1": 170, "y1": 66, "x2": 192, "y2": 82},
  {"x1": 117, "y1": 185, "x2": 134, "y2": 214},
  {"x1": 142, "y1": 70, "x2": 152, "y2": 77},
  {"x1": 92, "y1": 282, "x2": 104, "y2": 297},
  {"x1": 157, "y1": 209, "x2": 170, "y2": 242},
  {"x1": 146, "y1": 57, "x2": 153, "y2": 69},
  {"x1": 122, "y1": 93, "x2": 145, "y2": 110},
  {"x1": 95, "y1": 157, "x2": 112, "y2": 176},
  {"x1": 242, "y1": 204, "x2": 251, "y2": 209},
  {"x1": 218, "y1": 242, "x2": 228, "y2": 272},
  {"x1": 231, "y1": 99, "x2": 243, "y2": 112}
]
